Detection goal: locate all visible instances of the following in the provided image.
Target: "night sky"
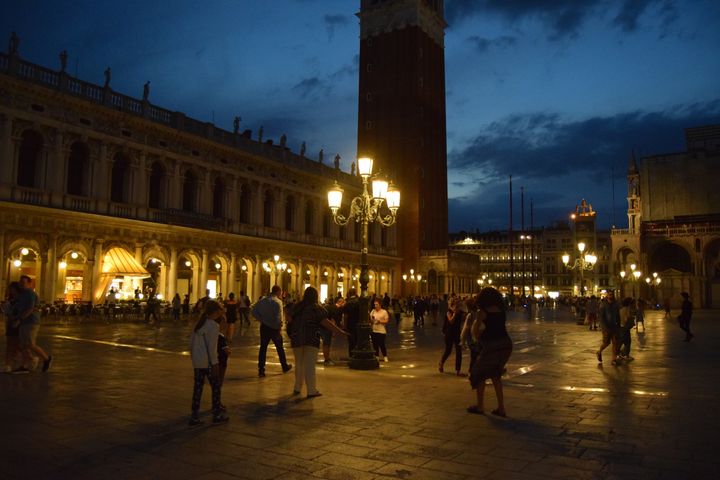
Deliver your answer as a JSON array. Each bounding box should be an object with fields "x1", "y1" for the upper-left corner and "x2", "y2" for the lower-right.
[{"x1": 3, "y1": 1, "x2": 720, "y2": 232}]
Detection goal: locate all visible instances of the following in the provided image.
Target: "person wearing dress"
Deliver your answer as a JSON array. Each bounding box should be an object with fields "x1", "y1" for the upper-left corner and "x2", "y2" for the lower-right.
[{"x1": 467, "y1": 287, "x2": 513, "y2": 417}]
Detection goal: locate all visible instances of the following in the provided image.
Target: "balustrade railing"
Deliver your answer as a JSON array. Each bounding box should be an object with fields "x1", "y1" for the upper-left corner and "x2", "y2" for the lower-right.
[{"x1": 12, "y1": 186, "x2": 46, "y2": 205}]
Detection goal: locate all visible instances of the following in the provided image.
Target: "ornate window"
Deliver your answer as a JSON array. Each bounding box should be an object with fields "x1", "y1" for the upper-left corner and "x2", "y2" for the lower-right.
[
  {"x1": 182, "y1": 169, "x2": 198, "y2": 212},
  {"x1": 17, "y1": 130, "x2": 43, "y2": 188},
  {"x1": 67, "y1": 142, "x2": 89, "y2": 196},
  {"x1": 110, "y1": 153, "x2": 131, "y2": 203},
  {"x1": 148, "y1": 161, "x2": 165, "y2": 209},
  {"x1": 213, "y1": 177, "x2": 225, "y2": 218},
  {"x1": 263, "y1": 190, "x2": 274, "y2": 227}
]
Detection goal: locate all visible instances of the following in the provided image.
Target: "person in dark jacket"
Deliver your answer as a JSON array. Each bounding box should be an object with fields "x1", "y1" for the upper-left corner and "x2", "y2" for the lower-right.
[{"x1": 678, "y1": 292, "x2": 694, "y2": 341}]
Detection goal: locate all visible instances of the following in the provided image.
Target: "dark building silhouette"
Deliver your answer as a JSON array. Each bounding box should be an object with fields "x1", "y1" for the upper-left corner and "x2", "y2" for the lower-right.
[{"x1": 357, "y1": 0, "x2": 449, "y2": 271}]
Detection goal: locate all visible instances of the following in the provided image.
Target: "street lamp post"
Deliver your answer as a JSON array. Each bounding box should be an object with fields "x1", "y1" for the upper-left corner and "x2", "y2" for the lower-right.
[
  {"x1": 402, "y1": 269, "x2": 422, "y2": 294},
  {"x1": 327, "y1": 157, "x2": 400, "y2": 370},
  {"x1": 562, "y1": 242, "x2": 597, "y2": 323}
]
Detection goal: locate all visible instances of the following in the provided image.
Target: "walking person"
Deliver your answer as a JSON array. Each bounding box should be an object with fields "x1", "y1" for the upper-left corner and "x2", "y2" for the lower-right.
[
  {"x1": 252, "y1": 285, "x2": 292, "y2": 377},
  {"x1": 429, "y1": 294, "x2": 440, "y2": 326},
  {"x1": 439, "y1": 297, "x2": 466, "y2": 376},
  {"x1": 286, "y1": 286, "x2": 348, "y2": 398},
  {"x1": 144, "y1": 288, "x2": 160, "y2": 324},
  {"x1": 224, "y1": 293, "x2": 239, "y2": 342},
  {"x1": 678, "y1": 292, "x2": 694, "y2": 341},
  {"x1": 663, "y1": 298, "x2": 671, "y2": 320},
  {"x1": 171, "y1": 293, "x2": 182, "y2": 322},
  {"x1": 188, "y1": 300, "x2": 229, "y2": 425},
  {"x1": 586, "y1": 295, "x2": 599, "y2": 331},
  {"x1": 635, "y1": 298, "x2": 646, "y2": 332},
  {"x1": 17, "y1": 275, "x2": 52, "y2": 373},
  {"x1": 467, "y1": 287, "x2": 513, "y2": 417},
  {"x1": 391, "y1": 295, "x2": 402, "y2": 326},
  {"x1": 460, "y1": 297, "x2": 480, "y2": 374},
  {"x1": 182, "y1": 294, "x2": 190, "y2": 318},
  {"x1": 618, "y1": 297, "x2": 635, "y2": 361},
  {"x1": 370, "y1": 299, "x2": 390, "y2": 362},
  {"x1": 596, "y1": 291, "x2": 621, "y2": 366},
  {"x1": 238, "y1": 290, "x2": 251, "y2": 325}
]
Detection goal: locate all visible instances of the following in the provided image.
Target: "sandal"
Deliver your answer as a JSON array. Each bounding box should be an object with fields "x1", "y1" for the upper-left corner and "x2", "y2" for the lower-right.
[
  {"x1": 467, "y1": 406, "x2": 484, "y2": 414},
  {"x1": 491, "y1": 409, "x2": 507, "y2": 418}
]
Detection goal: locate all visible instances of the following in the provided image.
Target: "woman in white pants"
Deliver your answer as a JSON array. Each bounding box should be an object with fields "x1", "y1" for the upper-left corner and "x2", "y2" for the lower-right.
[{"x1": 286, "y1": 287, "x2": 348, "y2": 398}]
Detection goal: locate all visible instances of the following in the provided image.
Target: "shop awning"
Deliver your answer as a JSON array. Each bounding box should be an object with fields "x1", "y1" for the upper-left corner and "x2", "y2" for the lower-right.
[{"x1": 101, "y1": 248, "x2": 150, "y2": 278}]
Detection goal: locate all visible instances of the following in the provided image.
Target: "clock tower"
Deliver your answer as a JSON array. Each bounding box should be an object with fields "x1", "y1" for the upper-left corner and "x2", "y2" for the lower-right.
[{"x1": 357, "y1": 0, "x2": 448, "y2": 270}]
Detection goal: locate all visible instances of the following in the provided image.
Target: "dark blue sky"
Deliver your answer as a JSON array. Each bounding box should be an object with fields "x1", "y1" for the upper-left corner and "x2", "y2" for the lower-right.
[{"x1": 4, "y1": 0, "x2": 720, "y2": 232}]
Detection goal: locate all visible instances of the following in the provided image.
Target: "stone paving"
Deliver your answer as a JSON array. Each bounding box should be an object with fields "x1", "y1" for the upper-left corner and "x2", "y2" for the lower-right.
[{"x1": 1, "y1": 307, "x2": 719, "y2": 479}]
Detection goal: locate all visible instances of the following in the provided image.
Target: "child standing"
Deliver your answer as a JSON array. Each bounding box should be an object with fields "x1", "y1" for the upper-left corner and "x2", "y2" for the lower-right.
[{"x1": 189, "y1": 300, "x2": 229, "y2": 426}]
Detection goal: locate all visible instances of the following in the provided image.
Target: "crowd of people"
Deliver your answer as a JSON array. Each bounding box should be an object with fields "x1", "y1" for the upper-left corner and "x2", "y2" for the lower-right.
[{"x1": 0, "y1": 276, "x2": 697, "y2": 425}]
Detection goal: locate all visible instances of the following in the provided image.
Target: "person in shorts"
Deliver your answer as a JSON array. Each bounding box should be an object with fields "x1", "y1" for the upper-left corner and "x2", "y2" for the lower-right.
[{"x1": 17, "y1": 275, "x2": 52, "y2": 372}]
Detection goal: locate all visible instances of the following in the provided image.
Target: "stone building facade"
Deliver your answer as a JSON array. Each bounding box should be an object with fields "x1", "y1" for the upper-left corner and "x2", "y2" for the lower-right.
[
  {"x1": 0, "y1": 48, "x2": 403, "y2": 304},
  {"x1": 612, "y1": 126, "x2": 720, "y2": 308}
]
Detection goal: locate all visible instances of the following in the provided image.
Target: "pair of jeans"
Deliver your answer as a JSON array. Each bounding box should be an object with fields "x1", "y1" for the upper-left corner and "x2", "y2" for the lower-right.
[
  {"x1": 292, "y1": 345, "x2": 319, "y2": 394},
  {"x1": 440, "y1": 335, "x2": 462, "y2": 372},
  {"x1": 371, "y1": 332, "x2": 387, "y2": 357},
  {"x1": 191, "y1": 368, "x2": 221, "y2": 416},
  {"x1": 258, "y1": 323, "x2": 289, "y2": 373}
]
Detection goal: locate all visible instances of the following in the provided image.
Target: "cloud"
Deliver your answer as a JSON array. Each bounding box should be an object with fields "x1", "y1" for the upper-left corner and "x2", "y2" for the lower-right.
[
  {"x1": 467, "y1": 35, "x2": 517, "y2": 53},
  {"x1": 323, "y1": 13, "x2": 350, "y2": 41},
  {"x1": 446, "y1": 0, "x2": 676, "y2": 40},
  {"x1": 292, "y1": 76, "x2": 327, "y2": 98},
  {"x1": 447, "y1": 99, "x2": 720, "y2": 230}
]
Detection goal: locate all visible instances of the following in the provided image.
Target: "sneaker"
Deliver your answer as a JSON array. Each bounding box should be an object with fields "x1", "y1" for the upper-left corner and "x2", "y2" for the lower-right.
[
  {"x1": 188, "y1": 416, "x2": 202, "y2": 426},
  {"x1": 11, "y1": 367, "x2": 30, "y2": 374},
  {"x1": 596, "y1": 352, "x2": 602, "y2": 363},
  {"x1": 42, "y1": 355, "x2": 53, "y2": 372},
  {"x1": 212, "y1": 414, "x2": 229, "y2": 424},
  {"x1": 323, "y1": 359, "x2": 336, "y2": 366},
  {"x1": 282, "y1": 364, "x2": 293, "y2": 373},
  {"x1": 383, "y1": 356, "x2": 389, "y2": 362}
]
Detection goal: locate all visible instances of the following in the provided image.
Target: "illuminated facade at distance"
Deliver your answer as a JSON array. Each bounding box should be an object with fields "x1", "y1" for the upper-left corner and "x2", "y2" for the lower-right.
[
  {"x1": 450, "y1": 205, "x2": 613, "y2": 298},
  {"x1": 0, "y1": 48, "x2": 403, "y2": 304},
  {"x1": 612, "y1": 126, "x2": 720, "y2": 308}
]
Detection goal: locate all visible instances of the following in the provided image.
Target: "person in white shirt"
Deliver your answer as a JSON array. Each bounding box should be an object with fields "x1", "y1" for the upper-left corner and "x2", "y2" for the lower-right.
[
  {"x1": 188, "y1": 300, "x2": 229, "y2": 426},
  {"x1": 370, "y1": 299, "x2": 390, "y2": 362}
]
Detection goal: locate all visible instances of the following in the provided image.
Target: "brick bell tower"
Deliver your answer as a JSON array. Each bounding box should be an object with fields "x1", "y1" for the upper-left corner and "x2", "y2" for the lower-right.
[{"x1": 357, "y1": 0, "x2": 449, "y2": 271}]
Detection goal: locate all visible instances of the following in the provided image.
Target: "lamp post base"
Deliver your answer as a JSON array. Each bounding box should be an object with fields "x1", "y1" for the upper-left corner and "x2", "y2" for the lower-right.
[{"x1": 349, "y1": 353, "x2": 380, "y2": 370}]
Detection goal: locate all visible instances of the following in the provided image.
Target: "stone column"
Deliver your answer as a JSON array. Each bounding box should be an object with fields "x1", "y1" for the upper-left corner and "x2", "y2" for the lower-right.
[
  {"x1": 94, "y1": 145, "x2": 110, "y2": 212},
  {"x1": 201, "y1": 170, "x2": 212, "y2": 215},
  {"x1": 0, "y1": 231, "x2": 5, "y2": 300},
  {"x1": 229, "y1": 253, "x2": 236, "y2": 295},
  {"x1": 0, "y1": 115, "x2": 13, "y2": 198},
  {"x1": 49, "y1": 131, "x2": 65, "y2": 208},
  {"x1": 157, "y1": 263, "x2": 167, "y2": 299},
  {"x1": 136, "y1": 151, "x2": 148, "y2": 218},
  {"x1": 253, "y1": 255, "x2": 262, "y2": 299},
  {"x1": 221, "y1": 261, "x2": 229, "y2": 297},
  {"x1": 168, "y1": 247, "x2": 177, "y2": 300},
  {"x1": 169, "y1": 161, "x2": 182, "y2": 210},
  {"x1": 87, "y1": 240, "x2": 104, "y2": 303},
  {"x1": 296, "y1": 259, "x2": 304, "y2": 293},
  {"x1": 200, "y1": 249, "x2": 209, "y2": 297},
  {"x1": 191, "y1": 265, "x2": 200, "y2": 303},
  {"x1": 44, "y1": 236, "x2": 58, "y2": 302}
]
